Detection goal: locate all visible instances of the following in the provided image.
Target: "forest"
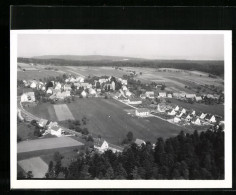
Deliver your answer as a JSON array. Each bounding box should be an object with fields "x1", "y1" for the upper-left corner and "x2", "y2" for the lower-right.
[
  {"x1": 18, "y1": 57, "x2": 224, "y2": 76},
  {"x1": 35, "y1": 128, "x2": 224, "y2": 180}
]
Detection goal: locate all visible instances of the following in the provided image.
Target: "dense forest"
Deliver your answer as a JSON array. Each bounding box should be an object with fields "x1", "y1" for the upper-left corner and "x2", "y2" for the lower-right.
[
  {"x1": 42, "y1": 128, "x2": 224, "y2": 180},
  {"x1": 18, "y1": 57, "x2": 224, "y2": 76}
]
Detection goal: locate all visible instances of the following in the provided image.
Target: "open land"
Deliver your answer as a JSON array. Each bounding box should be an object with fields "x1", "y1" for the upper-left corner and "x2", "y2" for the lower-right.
[
  {"x1": 54, "y1": 104, "x2": 75, "y2": 121},
  {"x1": 18, "y1": 157, "x2": 48, "y2": 178},
  {"x1": 17, "y1": 137, "x2": 83, "y2": 153}
]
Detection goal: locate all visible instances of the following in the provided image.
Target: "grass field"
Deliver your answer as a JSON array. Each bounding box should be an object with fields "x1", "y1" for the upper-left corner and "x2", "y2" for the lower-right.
[
  {"x1": 18, "y1": 157, "x2": 48, "y2": 178},
  {"x1": 54, "y1": 104, "x2": 75, "y2": 121},
  {"x1": 17, "y1": 122, "x2": 37, "y2": 141},
  {"x1": 26, "y1": 98, "x2": 188, "y2": 144},
  {"x1": 18, "y1": 70, "x2": 63, "y2": 80},
  {"x1": 17, "y1": 137, "x2": 83, "y2": 153}
]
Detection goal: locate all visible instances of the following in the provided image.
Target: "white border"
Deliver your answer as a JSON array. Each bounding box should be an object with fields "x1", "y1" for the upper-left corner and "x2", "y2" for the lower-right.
[{"x1": 10, "y1": 30, "x2": 232, "y2": 189}]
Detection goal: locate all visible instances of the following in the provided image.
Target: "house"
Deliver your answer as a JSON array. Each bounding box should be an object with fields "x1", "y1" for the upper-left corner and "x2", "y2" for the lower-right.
[
  {"x1": 30, "y1": 81, "x2": 37, "y2": 89},
  {"x1": 157, "y1": 103, "x2": 166, "y2": 112},
  {"x1": 21, "y1": 92, "x2": 35, "y2": 102},
  {"x1": 99, "y1": 78, "x2": 107, "y2": 84},
  {"x1": 207, "y1": 94, "x2": 215, "y2": 99},
  {"x1": 176, "y1": 112, "x2": 183, "y2": 118},
  {"x1": 135, "y1": 108, "x2": 150, "y2": 117},
  {"x1": 145, "y1": 91, "x2": 155, "y2": 99},
  {"x1": 128, "y1": 98, "x2": 142, "y2": 105},
  {"x1": 168, "y1": 109, "x2": 176, "y2": 116},
  {"x1": 185, "y1": 114, "x2": 192, "y2": 121},
  {"x1": 186, "y1": 94, "x2": 196, "y2": 99},
  {"x1": 191, "y1": 110, "x2": 196, "y2": 116},
  {"x1": 108, "y1": 143, "x2": 123, "y2": 153},
  {"x1": 49, "y1": 125, "x2": 62, "y2": 137},
  {"x1": 81, "y1": 90, "x2": 87, "y2": 98},
  {"x1": 64, "y1": 84, "x2": 72, "y2": 91},
  {"x1": 192, "y1": 118, "x2": 201, "y2": 125},
  {"x1": 76, "y1": 77, "x2": 84, "y2": 83},
  {"x1": 122, "y1": 85, "x2": 128, "y2": 91},
  {"x1": 135, "y1": 139, "x2": 146, "y2": 147},
  {"x1": 111, "y1": 81, "x2": 116, "y2": 91},
  {"x1": 41, "y1": 86, "x2": 46, "y2": 91},
  {"x1": 74, "y1": 83, "x2": 81, "y2": 89},
  {"x1": 96, "y1": 88, "x2": 101, "y2": 92},
  {"x1": 121, "y1": 79, "x2": 128, "y2": 85},
  {"x1": 54, "y1": 82, "x2": 62, "y2": 90},
  {"x1": 181, "y1": 108, "x2": 186, "y2": 114},
  {"x1": 206, "y1": 115, "x2": 216, "y2": 123},
  {"x1": 159, "y1": 92, "x2": 167, "y2": 98},
  {"x1": 94, "y1": 140, "x2": 109, "y2": 153},
  {"x1": 81, "y1": 83, "x2": 91, "y2": 89},
  {"x1": 69, "y1": 77, "x2": 76, "y2": 83},
  {"x1": 213, "y1": 94, "x2": 221, "y2": 100},
  {"x1": 174, "y1": 106, "x2": 180, "y2": 111},
  {"x1": 140, "y1": 94, "x2": 146, "y2": 99},
  {"x1": 47, "y1": 122, "x2": 58, "y2": 129},
  {"x1": 125, "y1": 90, "x2": 132, "y2": 97},
  {"x1": 88, "y1": 88, "x2": 97, "y2": 95},
  {"x1": 195, "y1": 96, "x2": 202, "y2": 102},
  {"x1": 200, "y1": 113, "x2": 207, "y2": 119},
  {"x1": 174, "y1": 117, "x2": 181, "y2": 123},
  {"x1": 38, "y1": 119, "x2": 48, "y2": 128},
  {"x1": 167, "y1": 94, "x2": 173, "y2": 98},
  {"x1": 46, "y1": 87, "x2": 53, "y2": 94}
]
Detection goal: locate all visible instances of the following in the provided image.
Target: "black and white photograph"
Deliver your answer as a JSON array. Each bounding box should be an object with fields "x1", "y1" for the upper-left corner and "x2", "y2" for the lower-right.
[{"x1": 10, "y1": 30, "x2": 232, "y2": 189}]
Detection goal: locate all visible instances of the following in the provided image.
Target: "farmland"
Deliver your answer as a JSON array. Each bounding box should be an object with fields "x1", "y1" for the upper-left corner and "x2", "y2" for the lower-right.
[
  {"x1": 54, "y1": 104, "x2": 75, "y2": 121},
  {"x1": 25, "y1": 97, "x2": 189, "y2": 145},
  {"x1": 17, "y1": 137, "x2": 83, "y2": 153}
]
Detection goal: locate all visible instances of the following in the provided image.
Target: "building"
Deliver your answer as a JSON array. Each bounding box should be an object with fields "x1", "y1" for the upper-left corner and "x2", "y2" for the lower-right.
[
  {"x1": 81, "y1": 83, "x2": 91, "y2": 89},
  {"x1": 168, "y1": 109, "x2": 176, "y2": 116},
  {"x1": 200, "y1": 113, "x2": 207, "y2": 119},
  {"x1": 88, "y1": 88, "x2": 97, "y2": 95},
  {"x1": 173, "y1": 93, "x2": 181, "y2": 98},
  {"x1": 128, "y1": 98, "x2": 142, "y2": 105},
  {"x1": 167, "y1": 94, "x2": 173, "y2": 98},
  {"x1": 64, "y1": 84, "x2": 72, "y2": 91},
  {"x1": 81, "y1": 90, "x2": 87, "y2": 98},
  {"x1": 30, "y1": 81, "x2": 37, "y2": 89},
  {"x1": 185, "y1": 94, "x2": 196, "y2": 99},
  {"x1": 99, "y1": 78, "x2": 107, "y2": 84},
  {"x1": 21, "y1": 92, "x2": 35, "y2": 102},
  {"x1": 158, "y1": 92, "x2": 167, "y2": 98},
  {"x1": 46, "y1": 87, "x2": 53, "y2": 94},
  {"x1": 195, "y1": 96, "x2": 202, "y2": 102},
  {"x1": 135, "y1": 108, "x2": 150, "y2": 117},
  {"x1": 176, "y1": 112, "x2": 184, "y2": 118},
  {"x1": 174, "y1": 105, "x2": 180, "y2": 111},
  {"x1": 192, "y1": 118, "x2": 201, "y2": 125},
  {"x1": 140, "y1": 94, "x2": 146, "y2": 99},
  {"x1": 181, "y1": 108, "x2": 187, "y2": 114},
  {"x1": 54, "y1": 82, "x2": 62, "y2": 90},
  {"x1": 185, "y1": 114, "x2": 192, "y2": 121},
  {"x1": 205, "y1": 115, "x2": 216, "y2": 123},
  {"x1": 122, "y1": 85, "x2": 128, "y2": 91},
  {"x1": 94, "y1": 140, "x2": 109, "y2": 153},
  {"x1": 191, "y1": 110, "x2": 196, "y2": 116},
  {"x1": 38, "y1": 119, "x2": 48, "y2": 128},
  {"x1": 145, "y1": 91, "x2": 155, "y2": 99},
  {"x1": 174, "y1": 117, "x2": 181, "y2": 123},
  {"x1": 76, "y1": 77, "x2": 84, "y2": 83},
  {"x1": 125, "y1": 90, "x2": 132, "y2": 97},
  {"x1": 207, "y1": 94, "x2": 215, "y2": 99},
  {"x1": 49, "y1": 126, "x2": 62, "y2": 137},
  {"x1": 135, "y1": 139, "x2": 146, "y2": 147}
]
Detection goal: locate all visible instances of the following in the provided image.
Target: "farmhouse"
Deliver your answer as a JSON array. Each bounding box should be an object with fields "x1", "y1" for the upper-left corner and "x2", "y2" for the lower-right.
[
  {"x1": 168, "y1": 109, "x2": 176, "y2": 116},
  {"x1": 49, "y1": 126, "x2": 62, "y2": 137},
  {"x1": 181, "y1": 108, "x2": 187, "y2": 114},
  {"x1": 159, "y1": 92, "x2": 167, "y2": 98},
  {"x1": 176, "y1": 112, "x2": 184, "y2": 118},
  {"x1": 191, "y1": 110, "x2": 196, "y2": 116},
  {"x1": 135, "y1": 108, "x2": 150, "y2": 117},
  {"x1": 195, "y1": 96, "x2": 202, "y2": 102},
  {"x1": 213, "y1": 94, "x2": 221, "y2": 100},
  {"x1": 21, "y1": 92, "x2": 35, "y2": 103},
  {"x1": 167, "y1": 94, "x2": 173, "y2": 98},
  {"x1": 200, "y1": 113, "x2": 207, "y2": 119},
  {"x1": 94, "y1": 140, "x2": 109, "y2": 153},
  {"x1": 145, "y1": 91, "x2": 155, "y2": 99},
  {"x1": 125, "y1": 90, "x2": 132, "y2": 97},
  {"x1": 135, "y1": 139, "x2": 146, "y2": 147},
  {"x1": 185, "y1": 114, "x2": 192, "y2": 121},
  {"x1": 108, "y1": 143, "x2": 123, "y2": 153},
  {"x1": 205, "y1": 115, "x2": 216, "y2": 123},
  {"x1": 128, "y1": 98, "x2": 142, "y2": 105},
  {"x1": 30, "y1": 80, "x2": 37, "y2": 89}
]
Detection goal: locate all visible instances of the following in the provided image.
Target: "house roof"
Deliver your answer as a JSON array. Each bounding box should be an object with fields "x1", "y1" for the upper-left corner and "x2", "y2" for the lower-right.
[
  {"x1": 94, "y1": 139, "x2": 107, "y2": 147},
  {"x1": 186, "y1": 94, "x2": 196, "y2": 98},
  {"x1": 50, "y1": 126, "x2": 61, "y2": 131}
]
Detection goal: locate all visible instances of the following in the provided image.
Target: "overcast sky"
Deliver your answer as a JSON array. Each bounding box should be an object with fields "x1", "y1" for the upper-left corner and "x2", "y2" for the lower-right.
[{"x1": 17, "y1": 33, "x2": 224, "y2": 60}]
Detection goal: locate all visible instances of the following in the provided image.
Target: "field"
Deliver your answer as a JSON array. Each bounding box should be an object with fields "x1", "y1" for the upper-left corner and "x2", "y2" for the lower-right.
[
  {"x1": 26, "y1": 98, "x2": 189, "y2": 145},
  {"x1": 18, "y1": 157, "x2": 48, "y2": 178},
  {"x1": 54, "y1": 104, "x2": 75, "y2": 121},
  {"x1": 17, "y1": 122, "x2": 37, "y2": 141},
  {"x1": 17, "y1": 137, "x2": 83, "y2": 153}
]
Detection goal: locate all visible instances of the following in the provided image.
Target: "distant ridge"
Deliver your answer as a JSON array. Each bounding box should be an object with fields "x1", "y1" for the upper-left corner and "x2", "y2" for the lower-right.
[{"x1": 33, "y1": 55, "x2": 148, "y2": 62}]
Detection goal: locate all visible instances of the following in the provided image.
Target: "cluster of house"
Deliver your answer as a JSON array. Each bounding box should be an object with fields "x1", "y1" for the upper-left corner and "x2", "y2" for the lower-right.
[
  {"x1": 164, "y1": 105, "x2": 220, "y2": 126},
  {"x1": 21, "y1": 92, "x2": 36, "y2": 103},
  {"x1": 38, "y1": 119, "x2": 64, "y2": 137}
]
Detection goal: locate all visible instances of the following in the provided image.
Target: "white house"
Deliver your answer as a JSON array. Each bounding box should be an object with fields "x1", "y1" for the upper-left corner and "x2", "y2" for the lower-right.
[
  {"x1": 200, "y1": 113, "x2": 207, "y2": 119},
  {"x1": 76, "y1": 77, "x2": 84, "y2": 83},
  {"x1": 173, "y1": 93, "x2": 181, "y2": 98},
  {"x1": 111, "y1": 81, "x2": 116, "y2": 91},
  {"x1": 210, "y1": 115, "x2": 216, "y2": 123},
  {"x1": 192, "y1": 118, "x2": 201, "y2": 125},
  {"x1": 195, "y1": 96, "x2": 202, "y2": 102},
  {"x1": 145, "y1": 91, "x2": 155, "y2": 99},
  {"x1": 121, "y1": 79, "x2": 128, "y2": 85},
  {"x1": 181, "y1": 108, "x2": 186, "y2": 114},
  {"x1": 46, "y1": 87, "x2": 53, "y2": 94},
  {"x1": 54, "y1": 82, "x2": 62, "y2": 90},
  {"x1": 174, "y1": 117, "x2": 181, "y2": 123},
  {"x1": 168, "y1": 109, "x2": 176, "y2": 116},
  {"x1": 135, "y1": 139, "x2": 146, "y2": 147},
  {"x1": 135, "y1": 108, "x2": 150, "y2": 117},
  {"x1": 125, "y1": 90, "x2": 132, "y2": 97},
  {"x1": 41, "y1": 86, "x2": 46, "y2": 91},
  {"x1": 94, "y1": 140, "x2": 109, "y2": 153},
  {"x1": 186, "y1": 94, "x2": 196, "y2": 99},
  {"x1": 21, "y1": 92, "x2": 35, "y2": 102},
  {"x1": 81, "y1": 90, "x2": 87, "y2": 98},
  {"x1": 99, "y1": 78, "x2": 107, "y2": 84},
  {"x1": 30, "y1": 81, "x2": 37, "y2": 89},
  {"x1": 38, "y1": 119, "x2": 48, "y2": 127},
  {"x1": 88, "y1": 88, "x2": 97, "y2": 95},
  {"x1": 174, "y1": 106, "x2": 179, "y2": 111},
  {"x1": 191, "y1": 110, "x2": 196, "y2": 116},
  {"x1": 159, "y1": 92, "x2": 167, "y2": 98},
  {"x1": 167, "y1": 94, "x2": 173, "y2": 98},
  {"x1": 49, "y1": 126, "x2": 62, "y2": 137},
  {"x1": 122, "y1": 85, "x2": 128, "y2": 91},
  {"x1": 186, "y1": 115, "x2": 192, "y2": 121}
]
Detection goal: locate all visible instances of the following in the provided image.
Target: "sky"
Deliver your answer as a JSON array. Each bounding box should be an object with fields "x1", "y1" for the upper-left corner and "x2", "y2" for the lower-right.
[{"x1": 17, "y1": 33, "x2": 224, "y2": 60}]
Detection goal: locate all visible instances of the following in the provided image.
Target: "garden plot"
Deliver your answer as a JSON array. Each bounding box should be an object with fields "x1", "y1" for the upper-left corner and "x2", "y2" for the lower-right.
[
  {"x1": 18, "y1": 157, "x2": 48, "y2": 178},
  {"x1": 54, "y1": 104, "x2": 75, "y2": 121}
]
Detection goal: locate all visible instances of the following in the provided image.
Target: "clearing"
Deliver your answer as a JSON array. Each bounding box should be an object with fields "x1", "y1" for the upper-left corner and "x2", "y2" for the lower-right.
[{"x1": 54, "y1": 104, "x2": 75, "y2": 121}]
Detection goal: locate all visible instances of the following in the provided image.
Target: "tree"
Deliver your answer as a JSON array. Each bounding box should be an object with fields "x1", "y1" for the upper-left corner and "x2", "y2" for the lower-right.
[
  {"x1": 80, "y1": 165, "x2": 91, "y2": 179},
  {"x1": 115, "y1": 163, "x2": 128, "y2": 179},
  {"x1": 131, "y1": 166, "x2": 141, "y2": 179},
  {"x1": 126, "y1": 131, "x2": 134, "y2": 142},
  {"x1": 53, "y1": 151, "x2": 63, "y2": 163},
  {"x1": 26, "y1": 171, "x2": 33, "y2": 179},
  {"x1": 17, "y1": 171, "x2": 26, "y2": 179},
  {"x1": 104, "y1": 166, "x2": 114, "y2": 179}
]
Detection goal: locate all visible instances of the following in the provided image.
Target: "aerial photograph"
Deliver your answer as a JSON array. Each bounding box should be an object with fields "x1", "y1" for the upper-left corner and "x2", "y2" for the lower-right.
[{"x1": 16, "y1": 32, "x2": 225, "y2": 180}]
